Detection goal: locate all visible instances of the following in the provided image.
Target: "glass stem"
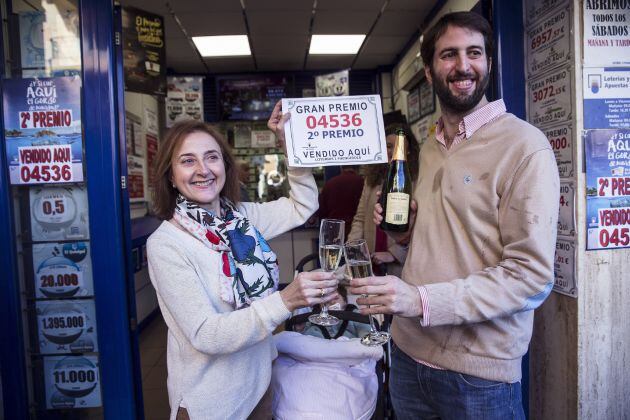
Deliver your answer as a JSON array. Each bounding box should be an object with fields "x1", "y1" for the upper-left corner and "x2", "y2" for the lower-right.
[
  {"x1": 321, "y1": 303, "x2": 329, "y2": 317},
  {"x1": 362, "y1": 294, "x2": 378, "y2": 333}
]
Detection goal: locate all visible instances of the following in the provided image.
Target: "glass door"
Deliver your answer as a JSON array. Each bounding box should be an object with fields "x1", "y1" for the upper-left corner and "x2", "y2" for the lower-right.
[{"x1": 0, "y1": 0, "x2": 139, "y2": 418}]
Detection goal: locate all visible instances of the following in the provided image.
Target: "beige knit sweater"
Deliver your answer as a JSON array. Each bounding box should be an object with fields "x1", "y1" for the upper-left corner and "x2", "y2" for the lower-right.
[{"x1": 394, "y1": 113, "x2": 560, "y2": 383}]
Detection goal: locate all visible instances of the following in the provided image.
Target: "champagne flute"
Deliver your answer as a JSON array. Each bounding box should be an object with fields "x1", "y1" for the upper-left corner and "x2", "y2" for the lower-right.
[
  {"x1": 308, "y1": 219, "x2": 344, "y2": 326},
  {"x1": 344, "y1": 239, "x2": 391, "y2": 346}
]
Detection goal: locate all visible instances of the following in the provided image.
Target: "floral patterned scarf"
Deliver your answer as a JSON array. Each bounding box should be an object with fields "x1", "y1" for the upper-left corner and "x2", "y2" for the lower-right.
[{"x1": 173, "y1": 194, "x2": 279, "y2": 309}]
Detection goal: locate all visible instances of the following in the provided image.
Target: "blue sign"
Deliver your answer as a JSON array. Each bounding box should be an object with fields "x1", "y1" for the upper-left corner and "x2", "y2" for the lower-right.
[
  {"x1": 583, "y1": 67, "x2": 630, "y2": 129},
  {"x1": 585, "y1": 129, "x2": 630, "y2": 250}
]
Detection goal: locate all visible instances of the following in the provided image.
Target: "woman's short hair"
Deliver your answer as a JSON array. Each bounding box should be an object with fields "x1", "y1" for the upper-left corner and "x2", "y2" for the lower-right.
[{"x1": 152, "y1": 120, "x2": 240, "y2": 220}]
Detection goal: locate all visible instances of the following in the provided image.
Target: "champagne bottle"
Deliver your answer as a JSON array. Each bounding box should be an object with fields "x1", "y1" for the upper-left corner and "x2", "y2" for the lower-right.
[{"x1": 380, "y1": 128, "x2": 411, "y2": 232}]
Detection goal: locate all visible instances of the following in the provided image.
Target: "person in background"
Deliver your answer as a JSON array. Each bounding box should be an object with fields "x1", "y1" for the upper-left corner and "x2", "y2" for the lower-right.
[
  {"x1": 236, "y1": 158, "x2": 252, "y2": 202},
  {"x1": 347, "y1": 123, "x2": 420, "y2": 277},
  {"x1": 147, "y1": 102, "x2": 339, "y2": 420},
  {"x1": 349, "y1": 12, "x2": 559, "y2": 419},
  {"x1": 317, "y1": 165, "x2": 364, "y2": 236}
]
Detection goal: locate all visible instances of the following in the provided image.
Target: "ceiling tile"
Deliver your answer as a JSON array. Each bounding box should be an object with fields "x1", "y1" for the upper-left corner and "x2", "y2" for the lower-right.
[
  {"x1": 372, "y1": 11, "x2": 422, "y2": 36},
  {"x1": 177, "y1": 12, "x2": 247, "y2": 36},
  {"x1": 312, "y1": 10, "x2": 376, "y2": 34},
  {"x1": 316, "y1": 0, "x2": 385, "y2": 11},
  {"x1": 361, "y1": 35, "x2": 409, "y2": 55},
  {"x1": 203, "y1": 57, "x2": 256, "y2": 74},
  {"x1": 256, "y1": 55, "x2": 304, "y2": 71},
  {"x1": 388, "y1": 0, "x2": 436, "y2": 11},
  {"x1": 305, "y1": 55, "x2": 354, "y2": 70},
  {"x1": 247, "y1": 10, "x2": 313, "y2": 36},
  {"x1": 245, "y1": 0, "x2": 314, "y2": 11},
  {"x1": 251, "y1": 35, "x2": 309, "y2": 55},
  {"x1": 171, "y1": 0, "x2": 242, "y2": 13},
  {"x1": 353, "y1": 53, "x2": 396, "y2": 69}
]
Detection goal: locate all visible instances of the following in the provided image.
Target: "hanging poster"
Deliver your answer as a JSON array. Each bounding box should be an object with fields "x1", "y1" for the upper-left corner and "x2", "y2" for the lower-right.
[
  {"x1": 407, "y1": 88, "x2": 420, "y2": 123},
  {"x1": 583, "y1": 2, "x2": 630, "y2": 67},
  {"x1": 146, "y1": 133, "x2": 158, "y2": 189},
  {"x1": 558, "y1": 180, "x2": 576, "y2": 237},
  {"x1": 234, "y1": 123, "x2": 252, "y2": 149},
  {"x1": 3, "y1": 77, "x2": 83, "y2": 185},
  {"x1": 144, "y1": 108, "x2": 158, "y2": 135},
  {"x1": 527, "y1": 66, "x2": 572, "y2": 127},
  {"x1": 29, "y1": 185, "x2": 90, "y2": 242},
  {"x1": 553, "y1": 239, "x2": 577, "y2": 297},
  {"x1": 43, "y1": 355, "x2": 102, "y2": 409},
  {"x1": 219, "y1": 76, "x2": 287, "y2": 121},
  {"x1": 125, "y1": 111, "x2": 145, "y2": 201},
  {"x1": 281, "y1": 95, "x2": 387, "y2": 167},
  {"x1": 166, "y1": 76, "x2": 204, "y2": 127},
  {"x1": 585, "y1": 129, "x2": 630, "y2": 250},
  {"x1": 32, "y1": 241, "x2": 94, "y2": 299},
  {"x1": 525, "y1": 7, "x2": 572, "y2": 77},
  {"x1": 121, "y1": 7, "x2": 166, "y2": 96},
  {"x1": 524, "y1": 0, "x2": 568, "y2": 26},
  {"x1": 36, "y1": 300, "x2": 98, "y2": 354},
  {"x1": 542, "y1": 123, "x2": 574, "y2": 178},
  {"x1": 583, "y1": 67, "x2": 630, "y2": 129},
  {"x1": 316, "y1": 69, "x2": 349, "y2": 97}
]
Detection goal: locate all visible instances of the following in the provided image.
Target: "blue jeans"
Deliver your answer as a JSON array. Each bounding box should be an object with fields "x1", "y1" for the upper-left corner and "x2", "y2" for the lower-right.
[{"x1": 390, "y1": 344, "x2": 525, "y2": 420}]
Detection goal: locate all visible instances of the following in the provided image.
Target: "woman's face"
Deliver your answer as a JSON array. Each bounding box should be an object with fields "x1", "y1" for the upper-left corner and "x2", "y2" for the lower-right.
[{"x1": 171, "y1": 131, "x2": 226, "y2": 213}]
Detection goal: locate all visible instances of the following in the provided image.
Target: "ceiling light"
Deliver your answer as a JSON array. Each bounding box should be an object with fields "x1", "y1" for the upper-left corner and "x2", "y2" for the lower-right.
[
  {"x1": 192, "y1": 35, "x2": 251, "y2": 57},
  {"x1": 309, "y1": 35, "x2": 366, "y2": 55}
]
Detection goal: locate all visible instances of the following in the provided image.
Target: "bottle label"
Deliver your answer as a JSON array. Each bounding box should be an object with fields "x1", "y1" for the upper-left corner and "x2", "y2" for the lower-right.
[{"x1": 385, "y1": 193, "x2": 409, "y2": 224}]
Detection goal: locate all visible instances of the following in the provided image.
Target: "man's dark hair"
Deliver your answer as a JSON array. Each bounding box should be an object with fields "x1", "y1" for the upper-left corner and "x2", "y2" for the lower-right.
[{"x1": 420, "y1": 11, "x2": 494, "y2": 66}]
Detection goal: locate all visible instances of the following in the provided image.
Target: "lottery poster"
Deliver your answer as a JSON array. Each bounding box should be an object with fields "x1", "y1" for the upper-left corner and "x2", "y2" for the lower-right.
[
  {"x1": 3, "y1": 77, "x2": 83, "y2": 185},
  {"x1": 32, "y1": 241, "x2": 94, "y2": 299},
  {"x1": 43, "y1": 355, "x2": 102, "y2": 409},
  {"x1": 585, "y1": 129, "x2": 630, "y2": 250},
  {"x1": 29, "y1": 185, "x2": 90, "y2": 242},
  {"x1": 36, "y1": 299, "x2": 98, "y2": 354}
]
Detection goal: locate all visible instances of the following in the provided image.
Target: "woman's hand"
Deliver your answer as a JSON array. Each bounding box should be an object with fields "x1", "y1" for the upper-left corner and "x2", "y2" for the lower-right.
[
  {"x1": 267, "y1": 101, "x2": 290, "y2": 157},
  {"x1": 279, "y1": 271, "x2": 339, "y2": 312}
]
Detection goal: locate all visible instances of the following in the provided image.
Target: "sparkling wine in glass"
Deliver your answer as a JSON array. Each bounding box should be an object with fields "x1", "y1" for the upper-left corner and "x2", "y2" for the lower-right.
[
  {"x1": 345, "y1": 239, "x2": 391, "y2": 346},
  {"x1": 309, "y1": 219, "x2": 344, "y2": 326}
]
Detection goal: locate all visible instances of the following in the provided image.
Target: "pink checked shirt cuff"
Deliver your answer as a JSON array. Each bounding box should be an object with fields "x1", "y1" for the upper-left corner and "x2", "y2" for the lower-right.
[{"x1": 417, "y1": 286, "x2": 430, "y2": 327}]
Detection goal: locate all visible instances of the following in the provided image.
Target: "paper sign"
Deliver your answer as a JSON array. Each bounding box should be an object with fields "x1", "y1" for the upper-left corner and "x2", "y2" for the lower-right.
[
  {"x1": 583, "y1": 2, "x2": 630, "y2": 67},
  {"x1": 282, "y1": 95, "x2": 387, "y2": 167},
  {"x1": 30, "y1": 185, "x2": 90, "y2": 241},
  {"x1": 315, "y1": 70, "x2": 349, "y2": 97},
  {"x1": 44, "y1": 355, "x2": 102, "y2": 409},
  {"x1": 37, "y1": 300, "x2": 98, "y2": 354},
  {"x1": 32, "y1": 241, "x2": 94, "y2": 298},
  {"x1": 526, "y1": 7, "x2": 572, "y2": 77},
  {"x1": 583, "y1": 67, "x2": 630, "y2": 129},
  {"x1": 527, "y1": 66, "x2": 573, "y2": 127},
  {"x1": 251, "y1": 130, "x2": 276, "y2": 148},
  {"x1": 553, "y1": 239, "x2": 576, "y2": 297},
  {"x1": 542, "y1": 123, "x2": 574, "y2": 178},
  {"x1": 524, "y1": 0, "x2": 568, "y2": 26}
]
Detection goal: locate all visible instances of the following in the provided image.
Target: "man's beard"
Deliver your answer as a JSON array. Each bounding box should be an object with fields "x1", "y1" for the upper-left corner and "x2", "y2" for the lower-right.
[{"x1": 431, "y1": 67, "x2": 490, "y2": 113}]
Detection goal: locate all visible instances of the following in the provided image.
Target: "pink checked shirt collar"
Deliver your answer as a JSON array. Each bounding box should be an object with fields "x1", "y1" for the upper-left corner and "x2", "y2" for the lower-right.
[{"x1": 435, "y1": 99, "x2": 507, "y2": 149}]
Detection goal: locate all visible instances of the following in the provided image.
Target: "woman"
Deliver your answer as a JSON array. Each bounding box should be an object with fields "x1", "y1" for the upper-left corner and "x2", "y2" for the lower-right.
[
  {"x1": 347, "y1": 123, "x2": 420, "y2": 277},
  {"x1": 147, "y1": 102, "x2": 338, "y2": 420}
]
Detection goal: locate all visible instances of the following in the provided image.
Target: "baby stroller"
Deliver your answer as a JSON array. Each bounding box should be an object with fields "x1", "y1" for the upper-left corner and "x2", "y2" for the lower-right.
[{"x1": 272, "y1": 254, "x2": 391, "y2": 420}]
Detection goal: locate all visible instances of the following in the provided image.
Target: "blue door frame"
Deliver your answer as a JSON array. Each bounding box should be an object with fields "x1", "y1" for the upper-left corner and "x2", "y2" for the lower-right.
[{"x1": 0, "y1": 0, "x2": 140, "y2": 418}]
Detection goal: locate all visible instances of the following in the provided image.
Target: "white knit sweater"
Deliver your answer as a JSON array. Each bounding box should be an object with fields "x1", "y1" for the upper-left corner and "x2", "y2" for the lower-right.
[{"x1": 147, "y1": 168, "x2": 318, "y2": 420}]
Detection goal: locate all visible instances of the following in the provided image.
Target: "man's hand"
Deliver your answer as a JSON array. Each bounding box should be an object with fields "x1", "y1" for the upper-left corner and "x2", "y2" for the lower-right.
[
  {"x1": 372, "y1": 251, "x2": 395, "y2": 265},
  {"x1": 348, "y1": 275, "x2": 423, "y2": 318},
  {"x1": 373, "y1": 191, "x2": 417, "y2": 245}
]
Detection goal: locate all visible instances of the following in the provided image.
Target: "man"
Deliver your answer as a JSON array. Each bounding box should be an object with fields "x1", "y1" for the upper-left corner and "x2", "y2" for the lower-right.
[
  {"x1": 318, "y1": 166, "x2": 364, "y2": 235},
  {"x1": 349, "y1": 11, "x2": 559, "y2": 419}
]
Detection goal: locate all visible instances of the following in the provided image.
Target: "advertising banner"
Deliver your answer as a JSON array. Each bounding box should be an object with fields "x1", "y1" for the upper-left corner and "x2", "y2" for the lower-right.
[
  {"x1": 527, "y1": 66, "x2": 573, "y2": 127},
  {"x1": 526, "y1": 7, "x2": 572, "y2": 77},
  {"x1": 122, "y1": 7, "x2": 166, "y2": 95},
  {"x1": 32, "y1": 241, "x2": 94, "y2": 299},
  {"x1": 281, "y1": 95, "x2": 387, "y2": 167},
  {"x1": 585, "y1": 129, "x2": 630, "y2": 250},
  {"x1": 36, "y1": 299, "x2": 98, "y2": 354},
  {"x1": 583, "y1": 67, "x2": 630, "y2": 129},
  {"x1": 43, "y1": 355, "x2": 101, "y2": 409},
  {"x1": 3, "y1": 77, "x2": 83, "y2": 185},
  {"x1": 166, "y1": 76, "x2": 204, "y2": 127},
  {"x1": 583, "y1": 2, "x2": 630, "y2": 67},
  {"x1": 29, "y1": 185, "x2": 90, "y2": 241}
]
